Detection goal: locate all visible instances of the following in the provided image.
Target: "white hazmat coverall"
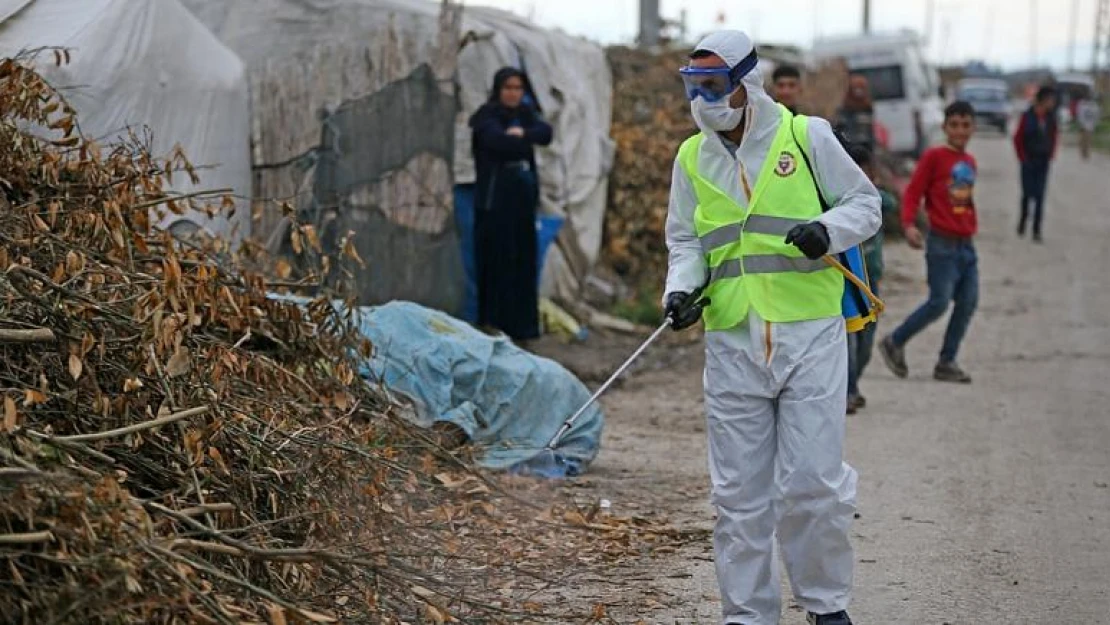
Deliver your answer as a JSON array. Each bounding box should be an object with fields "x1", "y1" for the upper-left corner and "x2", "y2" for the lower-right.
[{"x1": 664, "y1": 32, "x2": 882, "y2": 625}]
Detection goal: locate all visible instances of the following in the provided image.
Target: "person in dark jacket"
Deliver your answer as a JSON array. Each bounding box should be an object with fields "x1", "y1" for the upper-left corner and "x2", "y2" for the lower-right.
[
  {"x1": 469, "y1": 67, "x2": 553, "y2": 342},
  {"x1": 834, "y1": 73, "x2": 877, "y2": 154},
  {"x1": 771, "y1": 63, "x2": 803, "y2": 114},
  {"x1": 1013, "y1": 85, "x2": 1058, "y2": 242}
]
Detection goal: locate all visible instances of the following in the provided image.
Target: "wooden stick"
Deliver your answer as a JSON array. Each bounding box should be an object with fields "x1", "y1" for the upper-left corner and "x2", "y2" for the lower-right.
[
  {"x1": 149, "y1": 545, "x2": 338, "y2": 623},
  {"x1": 131, "y1": 188, "x2": 233, "y2": 212},
  {"x1": 0, "y1": 327, "x2": 56, "y2": 343},
  {"x1": 0, "y1": 530, "x2": 54, "y2": 545},
  {"x1": 166, "y1": 539, "x2": 243, "y2": 556},
  {"x1": 26, "y1": 431, "x2": 116, "y2": 464},
  {"x1": 178, "y1": 502, "x2": 236, "y2": 517},
  {"x1": 0, "y1": 467, "x2": 43, "y2": 479},
  {"x1": 55, "y1": 406, "x2": 208, "y2": 443}
]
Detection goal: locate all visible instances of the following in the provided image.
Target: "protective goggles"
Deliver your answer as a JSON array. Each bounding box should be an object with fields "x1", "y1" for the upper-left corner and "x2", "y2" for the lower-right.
[{"x1": 679, "y1": 49, "x2": 759, "y2": 103}]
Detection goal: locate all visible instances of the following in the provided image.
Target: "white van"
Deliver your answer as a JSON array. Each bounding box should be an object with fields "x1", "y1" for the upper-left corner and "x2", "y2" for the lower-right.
[{"x1": 810, "y1": 30, "x2": 945, "y2": 157}]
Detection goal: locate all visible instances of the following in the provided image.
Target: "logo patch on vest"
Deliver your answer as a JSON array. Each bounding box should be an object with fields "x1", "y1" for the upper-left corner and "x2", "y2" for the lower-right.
[{"x1": 774, "y1": 151, "x2": 797, "y2": 177}]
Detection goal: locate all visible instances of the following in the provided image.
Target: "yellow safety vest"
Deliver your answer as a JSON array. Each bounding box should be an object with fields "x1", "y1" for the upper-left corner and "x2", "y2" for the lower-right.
[{"x1": 677, "y1": 107, "x2": 844, "y2": 331}]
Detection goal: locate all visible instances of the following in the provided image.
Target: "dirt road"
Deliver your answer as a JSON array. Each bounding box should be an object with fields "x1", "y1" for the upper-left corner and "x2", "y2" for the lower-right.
[{"x1": 542, "y1": 135, "x2": 1110, "y2": 623}]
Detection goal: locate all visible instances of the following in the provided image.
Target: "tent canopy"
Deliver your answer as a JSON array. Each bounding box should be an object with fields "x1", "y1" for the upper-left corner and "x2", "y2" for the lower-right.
[
  {"x1": 181, "y1": 0, "x2": 614, "y2": 301},
  {"x1": 0, "y1": 0, "x2": 252, "y2": 243}
]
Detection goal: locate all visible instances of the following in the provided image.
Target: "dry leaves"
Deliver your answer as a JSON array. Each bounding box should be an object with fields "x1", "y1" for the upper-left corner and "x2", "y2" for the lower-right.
[
  {"x1": 0, "y1": 53, "x2": 681, "y2": 625},
  {"x1": 164, "y1": 345, "x2": 190, "y2": 377},
  {"x1": 67, "y1": 353, "x2": 82, "y2": 381}
]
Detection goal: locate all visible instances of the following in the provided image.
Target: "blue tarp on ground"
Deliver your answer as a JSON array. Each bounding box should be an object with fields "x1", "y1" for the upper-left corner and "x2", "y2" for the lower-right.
[
  {"x1": 270, "y1": 294, "x2": 603, "y2": 476},
  {"x1": 356, "y1": 302, "x2": 602, "y2": 475}
]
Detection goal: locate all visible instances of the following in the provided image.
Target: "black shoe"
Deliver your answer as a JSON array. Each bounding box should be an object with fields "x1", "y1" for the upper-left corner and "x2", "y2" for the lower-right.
[
  {"x1": 1032, "y1": 233, "x2": 1043, "y2": 243},
  {"x1": 807, "y1": 611, "x2": 853, "y2": 625},
  {"x1": 879, "y1": 335, "x2": 908, "y2": 378},
  {"x1": 934, "y1": 361, "x2": 972, "y2": 384},
  {"x1": 847, "y1": 394, "x2": 865, "y2": 413}
]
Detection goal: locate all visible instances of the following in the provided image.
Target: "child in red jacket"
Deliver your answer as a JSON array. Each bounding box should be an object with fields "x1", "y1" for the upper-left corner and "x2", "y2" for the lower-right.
[{"x1": 879, "y1": 101, "x2": 978, "y2": 384}]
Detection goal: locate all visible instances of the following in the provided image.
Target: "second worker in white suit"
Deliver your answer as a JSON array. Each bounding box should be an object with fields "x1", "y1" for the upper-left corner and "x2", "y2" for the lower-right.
[{"x1": 663, "y1": 31, "x2": 881, "y2": 625}]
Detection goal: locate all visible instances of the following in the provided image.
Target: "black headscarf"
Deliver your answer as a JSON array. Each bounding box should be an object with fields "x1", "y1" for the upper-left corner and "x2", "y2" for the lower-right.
[{"x1": 469, "y1": 66, "x2": 542, "y2": 127}]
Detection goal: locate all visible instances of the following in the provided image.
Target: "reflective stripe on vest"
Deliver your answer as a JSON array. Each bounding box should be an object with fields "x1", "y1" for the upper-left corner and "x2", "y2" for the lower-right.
[
  {"x1": 678, "y1": 105, "x2": 844, "y2": 330},
  {"x1": 709, "y1": 255, "x2": 828, "y2": 283},
  {"x1": 699, "y1": 215, "x2": 810, "y2": 253}
]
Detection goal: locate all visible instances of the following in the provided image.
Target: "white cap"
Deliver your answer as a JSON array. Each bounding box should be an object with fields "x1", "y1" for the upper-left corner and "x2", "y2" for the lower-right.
[{"x1": 692, "y1": 30, "x2": 755, "y2": 69}]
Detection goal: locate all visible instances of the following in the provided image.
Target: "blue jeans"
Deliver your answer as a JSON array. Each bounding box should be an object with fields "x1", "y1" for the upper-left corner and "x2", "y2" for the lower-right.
[
  {"x1": 847, "y1": 314, "x2": 878, "y2": 397},
  {"x1": 891, "y1": 234, "x2": 979, "y2": 364},
  {"x1": 1019, "y1": 161, "x2": 1050, "y2": 236}
]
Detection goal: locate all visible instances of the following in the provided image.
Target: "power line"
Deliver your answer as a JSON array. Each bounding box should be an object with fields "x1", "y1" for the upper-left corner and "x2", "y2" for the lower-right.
[
  {"x1": 981, "y1": 2, "x2": 995, "y2": 62},
  {"x1": 1068, "y1": 0, "x2": 1080, "y2": 70}
]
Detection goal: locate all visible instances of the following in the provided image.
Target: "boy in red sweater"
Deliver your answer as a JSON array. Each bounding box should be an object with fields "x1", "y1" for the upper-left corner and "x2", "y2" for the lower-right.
[{"x1": 879, "y1": 101, "x2": 978, "y2": 383}]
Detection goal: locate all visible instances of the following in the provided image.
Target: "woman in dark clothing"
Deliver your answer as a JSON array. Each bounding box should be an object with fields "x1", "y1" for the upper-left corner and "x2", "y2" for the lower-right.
[
  {"x1": 469, "y1": 67, "x2": 553, "y2": 342},
  {"x1": 834, "y1": 74, "x2": 877, "y2": 154}
]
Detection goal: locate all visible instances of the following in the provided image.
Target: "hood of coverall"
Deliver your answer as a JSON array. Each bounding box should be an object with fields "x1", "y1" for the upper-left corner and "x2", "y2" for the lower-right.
[{"x1": 689, "y1": 30, "x2": 782, "y2": 147}]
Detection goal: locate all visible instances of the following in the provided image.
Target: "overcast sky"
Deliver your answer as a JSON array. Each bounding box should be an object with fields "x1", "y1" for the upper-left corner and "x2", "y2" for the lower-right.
[{"x1": 460, "y1": 0, "x2": 1102, "y2": 71}]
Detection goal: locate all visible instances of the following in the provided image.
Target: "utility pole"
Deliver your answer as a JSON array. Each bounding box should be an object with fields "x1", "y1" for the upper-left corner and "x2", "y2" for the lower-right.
[
  {"x1": 638, "y1": 0, "x2": 661, "y2": 50},
  {"x1": 1068, "y1": 0, "x2": 1080, "y2": 70},
  {"x1": 863, "y1": 0, "x2": 871, "y2": 34},
  {"x1": 812, "y1": 0, "x2": 821, "y2": 45},
  {"x1": 1029, "y1": 0, "x2": 1038, "y2": 68},
  {"x1": 1096, "y1": 0, "x2": 1110, "y2": 76},
  {"x1": 982, "y1": 2, "x2": 995, "y2": 62},
  {"x1": 940, "y1": 18, "x2": 952, "y2": 66}
]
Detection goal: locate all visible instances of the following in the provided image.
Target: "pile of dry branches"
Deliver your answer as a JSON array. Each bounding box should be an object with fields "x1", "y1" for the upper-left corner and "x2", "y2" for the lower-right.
[
  {"x1": 0, "y1": 56, "x2": 681, "y2": 624},
  {"x1": 603, "y1": 47, "x2": 695, "y2": 296}
]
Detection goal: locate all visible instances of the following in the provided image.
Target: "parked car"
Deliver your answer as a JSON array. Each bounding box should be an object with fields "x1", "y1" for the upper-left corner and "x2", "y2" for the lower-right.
[{"x1": 955, "y1": 78, "x2": 1011, "y2": 133}]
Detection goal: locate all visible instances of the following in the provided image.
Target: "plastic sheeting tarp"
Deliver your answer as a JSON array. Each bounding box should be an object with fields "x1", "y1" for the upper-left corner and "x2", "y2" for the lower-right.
[
  {"x1": 356, "y1": 301, "x2": 603, "y2": 475},
  {"x1": 0, "y1": 0, "x2": 252, "y2": 244},
  {"x1": 180, "y1": 0, "x2": 612, "y2": 302},
  {"x1": 267, "y1": 295, "x2": 604, "y2": 475},
  {"x1": 311, "y1": 63, "x2": 464, "y2": 315}
]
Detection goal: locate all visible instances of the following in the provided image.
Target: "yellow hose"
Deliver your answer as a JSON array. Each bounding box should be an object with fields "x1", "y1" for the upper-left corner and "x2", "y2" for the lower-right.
[{"x1": 822, "y1": 255, "x2": 885, "y2": 314}]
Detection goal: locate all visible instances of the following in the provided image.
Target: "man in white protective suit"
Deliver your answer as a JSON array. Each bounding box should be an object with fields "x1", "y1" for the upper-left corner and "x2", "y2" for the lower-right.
[{"x1": 662, "y1": 31, "x2": 881, "y2": 625}]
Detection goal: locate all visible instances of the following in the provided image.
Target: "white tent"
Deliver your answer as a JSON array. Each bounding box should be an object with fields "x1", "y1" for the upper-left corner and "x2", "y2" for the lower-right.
[
  {"x1": 455, "y1": 6, "x2": 615, "y2": 300},
  {"x1": 0, "y1": 0, "x2": 252, "y2": 243},
  {"x1": 181, "y1": 0, "x2": 613, "y2": 301}
]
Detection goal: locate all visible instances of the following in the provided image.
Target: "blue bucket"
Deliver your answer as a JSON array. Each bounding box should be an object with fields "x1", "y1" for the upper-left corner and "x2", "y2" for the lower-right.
[{"x1": 536, "y1": 215, "x2": 564, "y2": 284}]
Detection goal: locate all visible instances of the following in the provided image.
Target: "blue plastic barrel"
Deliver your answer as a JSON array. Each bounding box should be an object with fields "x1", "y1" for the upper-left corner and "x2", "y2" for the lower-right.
[
  {"x1": 536, "y1": 215, "x2": 564, "y2": 285},
  {"x1": 455, "y1": 186, "x2": 565, "y2": 319},
  {"x1": 453, "y1": 184, "x2": 479, "y2": 324}
]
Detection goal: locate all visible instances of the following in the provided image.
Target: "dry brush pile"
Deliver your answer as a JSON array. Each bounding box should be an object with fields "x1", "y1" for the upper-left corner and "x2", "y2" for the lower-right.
[
  {"x1": 0, "y1": 56, "x2": 683, "y2": 624},
  {"x1": 603, "y1": 47, "x2": 695, "y2": 298}
]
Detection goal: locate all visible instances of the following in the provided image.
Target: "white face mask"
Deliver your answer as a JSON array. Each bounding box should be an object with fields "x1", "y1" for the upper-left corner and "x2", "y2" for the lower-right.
[{"x1": 692, "y1": 95, "x2": 744, "y2": 132}]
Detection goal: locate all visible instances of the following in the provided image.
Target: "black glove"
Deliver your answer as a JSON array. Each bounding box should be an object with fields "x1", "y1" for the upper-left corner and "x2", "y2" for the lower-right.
[
  {"x1": 785, "y1": 221, "x2": 831, "y2": 260},
  {"x1": 664, "y1": 291, "x2": 706, "y2": 331}
]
